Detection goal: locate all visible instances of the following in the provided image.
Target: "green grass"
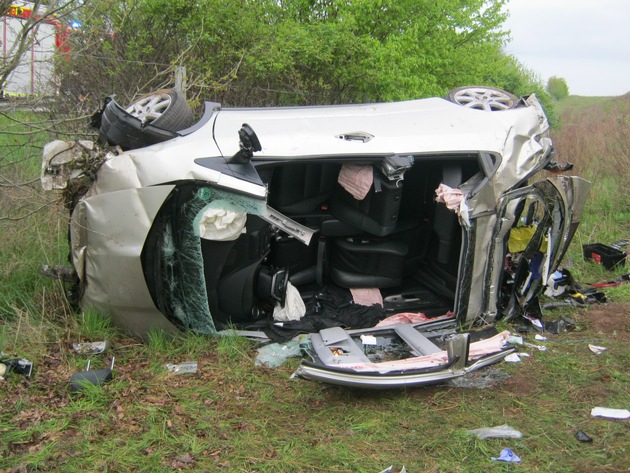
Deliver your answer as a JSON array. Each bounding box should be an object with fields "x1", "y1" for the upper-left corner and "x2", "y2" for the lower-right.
[
  {"x1": 1, "y1": 99, "x2": 629, "y2": 472},
  {"x1": 1, "y1": 317, "x2": 627, "y2": 472}
]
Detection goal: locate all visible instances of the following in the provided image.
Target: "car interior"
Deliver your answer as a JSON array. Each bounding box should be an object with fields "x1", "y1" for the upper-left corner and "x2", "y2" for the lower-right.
[
  {"x1": 197, "y1": 155, "x2": 482, "y2": 325},
  {"x1": 142, "y1": 153, "x2": 484, "y2": 331}
]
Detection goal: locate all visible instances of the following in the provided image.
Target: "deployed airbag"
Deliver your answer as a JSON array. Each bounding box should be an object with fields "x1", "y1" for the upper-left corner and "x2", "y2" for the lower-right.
[{"x1": 197, "y1": 203, "x2": 247, "y2": 241}]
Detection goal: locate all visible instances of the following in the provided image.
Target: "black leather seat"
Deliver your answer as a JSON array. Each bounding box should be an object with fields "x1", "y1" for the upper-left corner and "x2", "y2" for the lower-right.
[
  {"x1": 268, "y1": 163, "x2": 341, "y2": 214},
  {"x1": 330, "y1": 169, "x2": 403, "y2": 237},
  {"x1": 330, "y1": 238, "x2": 408, "y2": 288}
]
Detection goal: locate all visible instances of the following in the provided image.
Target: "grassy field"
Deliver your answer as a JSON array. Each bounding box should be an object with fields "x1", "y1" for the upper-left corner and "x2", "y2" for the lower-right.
[{"x1": 1, "y1": 96, "x2": 629, "y2": 472}]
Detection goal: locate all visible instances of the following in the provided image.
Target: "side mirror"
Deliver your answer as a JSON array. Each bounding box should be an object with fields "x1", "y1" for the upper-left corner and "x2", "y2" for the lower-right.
[{"x1": 229, "y1": 123, "x2": 262, "y2": 164}]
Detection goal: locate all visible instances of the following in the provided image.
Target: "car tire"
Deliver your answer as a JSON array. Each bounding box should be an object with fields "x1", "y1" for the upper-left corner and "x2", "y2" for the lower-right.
[
  {"x1": 446, "y1": 86, "x2": 518, "y2": 111},
  {"x1": 125, "y1": 89, "x2": 194, "y2": 131}
]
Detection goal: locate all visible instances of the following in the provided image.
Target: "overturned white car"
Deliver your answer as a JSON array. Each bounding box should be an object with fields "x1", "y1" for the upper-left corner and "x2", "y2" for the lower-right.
[{"x1": 43, "y1": 86, "x2": 589, "y2": 388}]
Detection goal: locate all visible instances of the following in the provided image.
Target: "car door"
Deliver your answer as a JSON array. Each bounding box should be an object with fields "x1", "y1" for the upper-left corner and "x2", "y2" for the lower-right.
[{"x1": 492, "y1": 176, "x2": 590, "y2": 319}]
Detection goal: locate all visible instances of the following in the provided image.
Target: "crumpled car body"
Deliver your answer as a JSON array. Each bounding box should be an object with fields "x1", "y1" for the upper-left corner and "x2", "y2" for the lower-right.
[{"x1": 43, "y1": 88, "x2": 590, "y2": 388}]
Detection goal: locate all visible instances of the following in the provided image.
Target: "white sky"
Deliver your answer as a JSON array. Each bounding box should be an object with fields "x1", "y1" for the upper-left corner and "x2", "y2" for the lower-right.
[{"x1": 503, "y1": 0, "x2": 630, "y2": 96}]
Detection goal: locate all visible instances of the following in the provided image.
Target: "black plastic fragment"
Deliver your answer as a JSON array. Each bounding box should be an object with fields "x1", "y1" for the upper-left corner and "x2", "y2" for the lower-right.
[
  {"x1": 575, "y1": 430, "x2": 593, "y2": 443},
  {"x1": 70, "y1": 358, "x2": 114, "y2": 392},
  {"x1": 545, "y1": 316, "x2": 576, "y2": 334}
]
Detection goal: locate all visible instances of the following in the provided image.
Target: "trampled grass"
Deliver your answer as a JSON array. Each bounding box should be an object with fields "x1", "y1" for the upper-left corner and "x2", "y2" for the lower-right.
[{"x1": 1, "y1": 96, "x2": 629, "y2": 472}]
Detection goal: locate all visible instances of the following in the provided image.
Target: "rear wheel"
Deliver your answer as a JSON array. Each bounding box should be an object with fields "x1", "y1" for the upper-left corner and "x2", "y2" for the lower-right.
[
  {"x1": 126, "y1": 89, "x2": 194, "y2": 131},
  {"x1": 447, "y1": 86, "x2": 518, "y2": 111}
]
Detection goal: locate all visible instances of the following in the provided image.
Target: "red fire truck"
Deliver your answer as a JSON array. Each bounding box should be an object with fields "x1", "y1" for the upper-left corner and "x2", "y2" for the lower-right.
[{"x1": 2, "y1": 3, "x2": 69, "y2": 97}]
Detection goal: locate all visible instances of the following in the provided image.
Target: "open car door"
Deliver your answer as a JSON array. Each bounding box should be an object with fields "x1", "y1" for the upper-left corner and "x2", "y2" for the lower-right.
[{"x1": 493, "y1": 176, "x2": 590, "y2": 320}]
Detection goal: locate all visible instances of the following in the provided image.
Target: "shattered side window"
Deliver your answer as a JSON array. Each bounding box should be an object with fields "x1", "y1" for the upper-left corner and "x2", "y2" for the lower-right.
[
  {"x1": 145, "y1": 184, "x2": 266, "y2": 334},
  {"x1": 350, "y1": 331, "x2": 416, "y2": 362}
]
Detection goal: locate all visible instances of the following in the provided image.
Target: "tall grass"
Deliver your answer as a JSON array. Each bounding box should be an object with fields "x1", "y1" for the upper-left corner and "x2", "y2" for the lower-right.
[
  {"x1": 552, "y1": 94, "x2": 630, "y2": 193},
  {"x1": 549, "y1": 95, "x2": 630, "y2": 291},
  {"x1": 0, "y1": 111, "x2": 73, "y2": 353}
]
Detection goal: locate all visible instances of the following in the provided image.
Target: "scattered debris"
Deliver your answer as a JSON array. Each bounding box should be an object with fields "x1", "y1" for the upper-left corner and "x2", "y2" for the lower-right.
[
  {"x1": 467, "y1": 425, "x2": 523, "y2": 440},
  {"x1": 0, "y1": 355, "x2": 33, "y2": 379},
  {"x1": 255, "y1": 341, "x2": 302, "y2": 368},
  {"x1": 491, "y1": 448, "x2": 522, "y2": 463},
  {"x1": 591, "y1": 407, "x2": 630, "y2": 420},
  {"x1": 590, "y1": 273, "x2": 630, "y2": 288},
  {"x1": 545, "y1": 316, "x2": 576, "y2": 334},
  {"x1": 575, "y1": 430, "x2": 593, "y2": 443},
  {"x1": 582, "y1": 243, "x2": 626, "y2": 271},
  {"x1": 544, "y1": 269, "x2": 573, "y2": 297},
  {"x1": 524, "y1": 342, "x2": 547, "y2": 352},
  {"x1": 448, "y1": 368, "x2": 510, "y2": 389},
  {"x1": 542, "y1": 300, "x2": 583, "y2": 310},
  {"x1": 379, "y1": 466, "x2": 407, "y2": 473},
  {"x1": 70, "y1": 358, "x2": 115, "y2": 392},
  {"x1": 508, "y1": 336, "x2": 524, "y2": 346},
  {"x1": 523, "y1": 313, "x2": 544, "y2": 330},
  {"x1": 588, "y1": 344, "x2": 608, "y2": 355},
  {"x1": 505, "y1": 353, "x2": 530, "y2": 363},
  {"x1": 610, "y1": 239, "x2": 629, "y2": 251},
  {"x1": 535, "y1": 334, "x2": 547, "y2": 341},
  {"x1": 72, "y1": 341, "x2": 110, "y2": 355},
  {"x1": 542, "y1": 267, "x2": 614, "y2": 312},
  {"x1": 165, "y1": 362, "x2": 198, "y2": 375},
  {"x1": 566, "y1": 288, "x2": 607, "y2": 305}
]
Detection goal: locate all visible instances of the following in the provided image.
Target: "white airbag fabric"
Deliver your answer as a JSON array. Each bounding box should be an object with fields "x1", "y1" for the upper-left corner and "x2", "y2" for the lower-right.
[
  {"x1": 273, "y1": 282, "x2": 306, "y2": 322},
  {"x1": 198, "y1": 205, "x2": 246, "y2": 241}
]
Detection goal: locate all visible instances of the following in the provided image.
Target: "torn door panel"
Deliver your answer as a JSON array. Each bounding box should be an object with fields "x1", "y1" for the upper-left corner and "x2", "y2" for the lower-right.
[{"x1": 295, "y1": 321, "x2": 515, "y2": 389}]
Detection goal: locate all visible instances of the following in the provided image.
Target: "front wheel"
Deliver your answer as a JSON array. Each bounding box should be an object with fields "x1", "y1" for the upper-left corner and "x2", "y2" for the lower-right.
[{"x1": 446, "y1": 86, "x2": 518, "y2": 111}]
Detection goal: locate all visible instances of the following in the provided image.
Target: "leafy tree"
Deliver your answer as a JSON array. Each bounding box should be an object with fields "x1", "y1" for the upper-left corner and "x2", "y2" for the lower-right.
[
  {"x1": 52, "y1": 0, "x2": 550, "y2": 112},
  {"x1": 547, "y1": 76, "x2": 569, "y2": 100}
]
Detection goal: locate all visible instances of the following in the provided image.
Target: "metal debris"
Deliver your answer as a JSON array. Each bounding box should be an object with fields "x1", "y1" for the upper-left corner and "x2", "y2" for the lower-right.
[
  {"x1": 72, "y1": 341, "x2": 110, "y2": 355},
  {"x1": 165, "y1": 362, "x2": 198, "y2": 375}
]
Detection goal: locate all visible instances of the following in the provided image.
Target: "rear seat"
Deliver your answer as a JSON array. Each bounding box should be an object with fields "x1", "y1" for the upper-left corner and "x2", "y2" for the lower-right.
[
  {"x1": 266, "y1": 160, "x2": 421, "y2": 290},
  {"x1": 267, "y1": 163, "x2": 340, "y2": 214}
]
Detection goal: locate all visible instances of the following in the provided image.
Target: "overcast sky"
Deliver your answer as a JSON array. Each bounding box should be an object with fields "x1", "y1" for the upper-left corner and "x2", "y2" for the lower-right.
[{"x1": 503, "y1": 0, "x2": 630, "y2": 96}]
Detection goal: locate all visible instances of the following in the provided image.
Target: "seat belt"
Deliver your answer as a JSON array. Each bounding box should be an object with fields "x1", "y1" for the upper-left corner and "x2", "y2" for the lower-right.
[{"x1": 316, "y1": 236, "x2": 326, "y2": 286}]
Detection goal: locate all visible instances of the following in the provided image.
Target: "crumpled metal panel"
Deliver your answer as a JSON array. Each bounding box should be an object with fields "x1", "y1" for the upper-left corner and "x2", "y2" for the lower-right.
[
  {"x1": 296, "y1": 327, "x2": 515, "y2": 389},
  {"x1": 73, "y1": 185, "x2": 179, "y2": 337},
  {"x1": 461, "y1": 176, "x2": 591, "y2": 326},
  {"x1": 458, "y1": 213, "x2": 497, "y2": 325},
  {"x1": 550, "y1": 176, "x2": 592, "y2": 266}
]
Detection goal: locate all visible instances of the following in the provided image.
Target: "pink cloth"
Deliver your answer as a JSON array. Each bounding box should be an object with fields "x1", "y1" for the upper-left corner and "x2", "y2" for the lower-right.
[
  {"x1": 338, "y1": 164, "x2": 373, "y2": 200},
  {"x1": 337, "y1": 330, "x2": 512, "y2": 373},
  {"x1": 435, "y1": 183, "x2": 464, "y2": 214},
  {"x1": 350, "y1": 288, "x2": 383, "y2": 307},
  {"x1": 375, "y1": 312, "x2": 452, "y2": 327}
]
